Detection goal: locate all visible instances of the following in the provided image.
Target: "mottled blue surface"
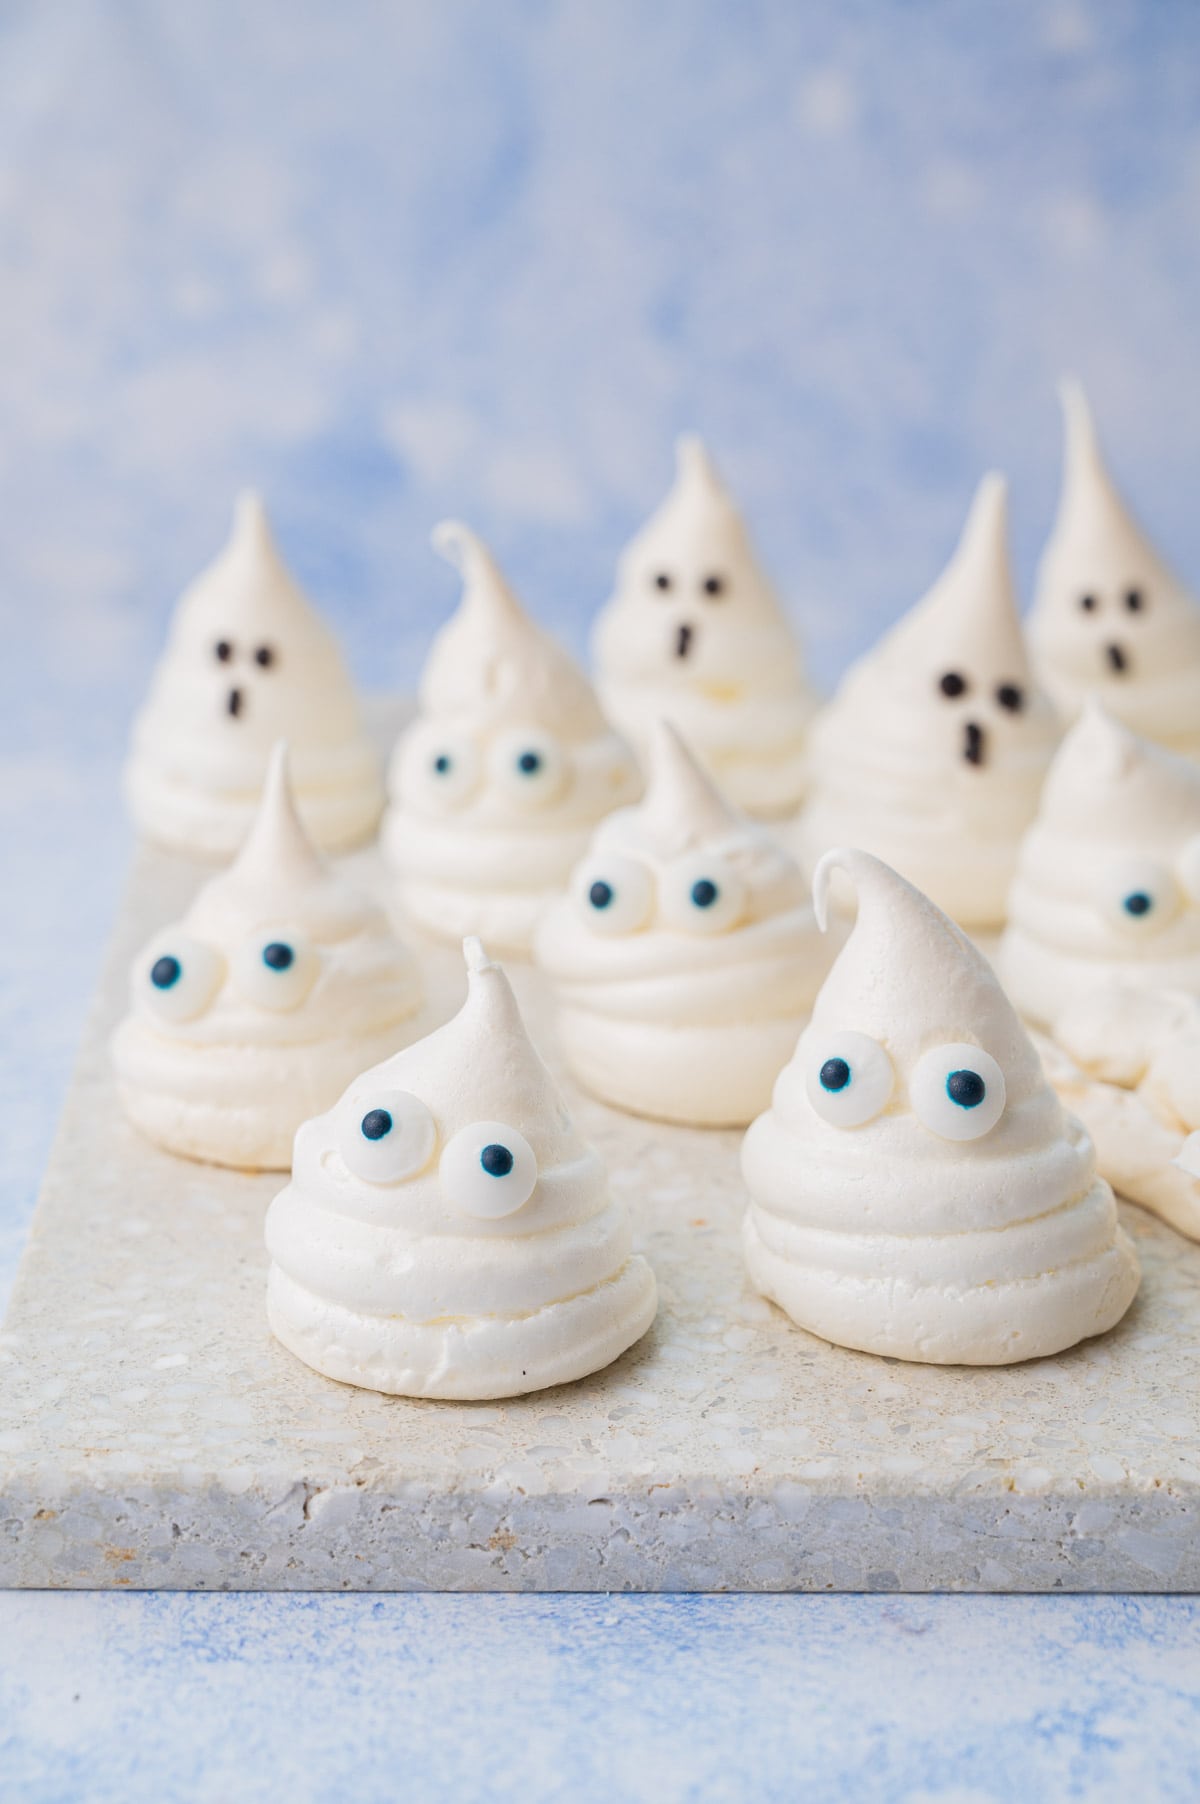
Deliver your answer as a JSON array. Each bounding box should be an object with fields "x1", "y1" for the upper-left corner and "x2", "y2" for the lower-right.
[{"x1": 2, "y1": 5, "x2": 1200, "y2": 1798}]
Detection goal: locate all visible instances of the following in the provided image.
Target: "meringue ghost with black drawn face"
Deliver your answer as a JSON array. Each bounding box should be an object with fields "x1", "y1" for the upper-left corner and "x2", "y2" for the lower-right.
[
  {"x1": 1000, "y1": 704, "x2": 1200, "y2": 1031},
  {"x1": 113, "y1": 743, "x2": 423, "y2": 1170},
  {"x1": 125, "y1": 492, "x2": 384, "y2": 858},
  {"x1": 1028, "y1": 379, "x2": 1200, "y2": 757},
  {"x1": 741, "y1": 849, "x2": 1139, "y2": 1366},
  {"x1": 590, "y1": 436, "x2": 817, "y2": 817},
  {"x1": 794, "y1": 475, "x2": 1060, "y2": 930},
  {"x1": 535, "y1": 720, "x2": 831, "y2": 1126},
  {"x1": 383, "y1": 522, "x2": 640, "y2": 954},
  {"x1": 264, "y1": 937, "x2": 658, "y2": 1399}
]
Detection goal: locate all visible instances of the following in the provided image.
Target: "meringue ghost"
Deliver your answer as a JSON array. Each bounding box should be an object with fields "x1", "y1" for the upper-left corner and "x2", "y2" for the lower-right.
[
  {"x1": 590, "y1": 436, "x2": 817, "y2": 817},
  {"x1": 113, "y1": 743, "x2": 424, "y2": 1170},
  {"x1": 383, "y1": 522, "x2": 640, "y2": 954},
  {"x1": 265, "y1": 937, "x2": 658, "y2": 1399},
  {"x1": 794, "y1": 475, "x2": 1059, "y2": 930},
  {"x1": 126, "y1": 492, "x2": 384, "y2": 858},
  {"x1": 535, "y1": 721, "x2": 831, "y2": 1126},
  {"x1": 1044, "y1": 989, "x2": 1200, "y2": 1242},
  {"x1": 1028, "y1": 379, "x2": 1200, "y2": 756},
  {"x1": 999, "y1": 704, "x2": 1200, "y2": 1030},
  {"x1": 742, "y1": 848, "x2": 1139, "y2": 1366}
]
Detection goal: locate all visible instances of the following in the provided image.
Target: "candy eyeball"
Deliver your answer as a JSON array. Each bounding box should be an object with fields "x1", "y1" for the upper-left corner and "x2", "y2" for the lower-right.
[
  {"x1": 805, "y1": 1031, "x2": 894, "y2": 1128},
  {"x1": 338, "y1": 1089, "x2": 437, "y2": 1185},
  {"x1": 574, "y1": 854, "x2": 654, "y2": 936},
  {"x1": 1101, "y1": 858, "x2": 1181, "y2": 935},
  {"x1": 489, "y1": 728, "x2": 568, "y2": 808},
  {"x1": 232, "y1": 934, "x2": 320, "y2": 1011},
  {"x1": 910, "y1": 1043, "x2": 1006, "y2": 1142},
  {"x1": 140, "y1": 936, "x2": 225, "y2": 1023},
  {"x1": 399, "y1": 725, "x2": 482, "y2": 811},
  {"x1": 440, "y1": 1121, "x2": 538, "y2": 1219},
  {"x1": 660, "y1": 855, "x2": 748, "y2": 935}
]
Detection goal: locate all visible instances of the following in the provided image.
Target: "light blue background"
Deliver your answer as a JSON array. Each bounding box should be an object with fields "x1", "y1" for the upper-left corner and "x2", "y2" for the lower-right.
[{"x1": 1, "y1": 4, "x2": 1199, "y2": 1798}]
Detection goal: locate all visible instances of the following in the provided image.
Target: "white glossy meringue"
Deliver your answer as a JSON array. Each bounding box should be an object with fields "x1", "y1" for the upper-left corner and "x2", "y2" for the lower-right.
[
  {"x1": 590, "y1": 436, "x2": 817, "y2": 817},
  {"x1": 1028, "y1": 379, "x2": 1200, "y2": 756},
  {"x1": 383, "y1": 523, "x2": 640, "y2": 954},
  {"x1": 741, "y1": 848, "x2": 1139, "y2": 1366},
  {"x1": 794, "y1": 475, "x2": 1059, "y2": 929},
  {"x1": 1044, "y1": 986, "x2": 1200, "y2": 1241},
  {"x1": 265, "y1": 936, "x2": 658, "y2": 1398},
  {"x1": 113, "y1": 743, "x2": 424, "y2": 1170},
  {"x1": 999, "y1": 704, "x2": 1200, "y2": 1029},
  {"x1": 535, "y1": 721, "x2": 831, "y2": 1126},
  {"x1": 125, "y1": 492, "x2": 383, "y2": 858}
]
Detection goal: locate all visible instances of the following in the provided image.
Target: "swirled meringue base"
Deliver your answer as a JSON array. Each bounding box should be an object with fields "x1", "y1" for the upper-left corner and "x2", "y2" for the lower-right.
[
  {"x1": 112, "y1": 1016, "x2": 424, "y2": 1170},
  {"x1": 999, "y1": 922, "x2": 1200, "y2": 1032},
  {"x1": 265, "y1": 1255, "x2": 658, "y2": 1400},
  {"x1": 742, "y1": 1190, "x2": 1139, "y2": 1366},
  {"x1": 125, "y1": 759, "x2": 384, "y2": 861},
  {"x1": 555, "y1": 1008, "x2": 803, "y2": 1127}
]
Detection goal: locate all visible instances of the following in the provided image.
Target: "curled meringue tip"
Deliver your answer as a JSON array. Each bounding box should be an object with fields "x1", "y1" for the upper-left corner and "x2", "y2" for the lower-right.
[
  {"x1": 432, "y1": 518, "x2": 526, "y2": 626},
  {"x1": 1173, "y1": 1130, "x2": 1200, "y2": 1179},
  {"x1": 811, "y1": 844, "x2": 858, "y2": 933},
  {"x1": 431, "y1": 517, "x2": 482, "y2": 572}
]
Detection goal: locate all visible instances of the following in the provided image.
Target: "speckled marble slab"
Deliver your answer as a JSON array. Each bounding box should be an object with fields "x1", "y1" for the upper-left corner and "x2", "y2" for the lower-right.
[{"x1": 1, "y1": 842, "x2": 1199, "y2": 1592}]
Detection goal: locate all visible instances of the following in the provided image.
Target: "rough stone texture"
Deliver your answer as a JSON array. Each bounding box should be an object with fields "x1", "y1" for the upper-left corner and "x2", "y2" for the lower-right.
[{"x1": 1, "y1": 844, "x2": 1198, "y2": 1592}]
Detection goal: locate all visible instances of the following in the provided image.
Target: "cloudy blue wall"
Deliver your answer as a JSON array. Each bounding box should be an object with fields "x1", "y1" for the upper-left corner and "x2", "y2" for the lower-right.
[{"x1": 1, "y1": 0, "x2": 1197, "y2": 720}]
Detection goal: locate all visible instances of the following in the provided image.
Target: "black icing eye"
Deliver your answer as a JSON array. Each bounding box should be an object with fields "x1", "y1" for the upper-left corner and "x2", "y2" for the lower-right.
[
  {"x1": 1123, "y1": 891, "x2": 1153, "y2": 918},
  {"x1": 361, "y1": 1108, "x2": 393, "y2": 1141},
  {"x1": 995, "y1": 683, "x2": 1024, "y2": 713},
  {"x1": 517, "y1": 749, "x2": 542, "y2": 775},
  {"x1": 255, "y1": 644, "x2": 275, "y2": 668},
  {"x1": 946, "y1": 1069, "x2": 986, "y2": 1108},
  {"x1": 1080, "y1": 593, "x2": 1098, "y2": 612},
  {"x1": 691, "y1": 878, "x2": 719, "y2": 909},
  {"x1": 480, "y1": 1142, "x2": 515, "y2": 1178},
  {"x1": 939, "y1": 671, "x2": 968, "y2": 699},
  {"x1": 653, "y1": 572, "x2": 673, "y2": 592},
  {"x1": 151, "y1": 955, "x2": 181, "y2": 990},
  {"x1": 262, "y1": 941, "x2": 295, "y2": 970},
  {"x1": 1125, "y1": 588, "x2": 1145, "y2": 613},
  {"x1": 702, "y1": 573, "x2": 726, "y2": 598},
  {"x1": 214, "y1": 640, "x2": 233, "y2": 663},
  {"x1": 819, "y1": 1057, "x2": 850, "y2": 1093}
]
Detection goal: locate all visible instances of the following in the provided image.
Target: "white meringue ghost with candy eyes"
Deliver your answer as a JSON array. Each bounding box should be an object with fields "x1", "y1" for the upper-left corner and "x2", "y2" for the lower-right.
[
  {"x1": 125, "y1": 492, "x2": 383, "y2": 859},
  {"x1": 264, "y1": 938, "x2": 658, "y2": 1399},
  {"x1": 112, "y1": 743, "x2": 424, "y2": 1171},
  {"x1": 741, "y1": 848, "x2": 1139, "y2": 1366},
  {"x1": 999, "y1": 704, "x2": 1200, "y2": 1031},
  {"x1": 534, "y1": 721, "x2": 831, "y2": 1126},
  {"x1": 382, "y1": 523, "x2": 641, "y2": 955},
  {"x1": 590, "y1": 436, "x2": 817, "y2": 818},
  {"x1": 793, "y1": 475, "x2": 1060, "y2": 931},
  {"x1": 1028, "y1": 379, "x2": 1200, "y2": 758}
]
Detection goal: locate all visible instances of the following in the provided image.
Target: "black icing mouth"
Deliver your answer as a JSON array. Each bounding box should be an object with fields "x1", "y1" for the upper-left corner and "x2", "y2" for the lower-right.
[
  {"x1": 963, "y1": 720, "x2": 986, "y2": 767},
  {"x1": 675, "y1": 621, "x2": 695, "y2": 661},
  {"x1": 1106, "y1": 642, "x2": 1130, "y2": 675},
  {"x1": 227, "y1": 686, "x2": 244, "y2": 719}
]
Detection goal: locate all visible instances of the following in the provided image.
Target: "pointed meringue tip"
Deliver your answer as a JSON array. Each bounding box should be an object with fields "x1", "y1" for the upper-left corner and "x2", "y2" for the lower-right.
[
  {"x1": 958, "y1": 470, "x2": 1009, "y2": 554},
  {"x1": 263, "y1": 737, "x2": 291, "y2": 797},
  {"x1": 232, "y1": 488, "x2": 270, "y2": 538},
  {"x1": 674, "y1": 433, "x2": 721, "y2": 489},
  {"x1": 1058, "y1": 376, "x2": 1100, "y2": 458},
  {"x1": 462, "y1": 935, "x2": 495, "y2": 976}
]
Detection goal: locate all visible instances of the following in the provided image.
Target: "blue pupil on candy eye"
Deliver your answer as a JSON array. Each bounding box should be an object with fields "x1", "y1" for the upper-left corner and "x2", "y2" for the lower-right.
[
  {"x1": 1123, "y1": 891, "x2": 1152, "y2": 918},
  {"x1": 361, "y1": 1108, "x2": 392, "y2": 1141},
  {"x1": 589, "y1": 880, "x2": 614, "y2": 909},
  {"x1": 433, "y1": 754, "x2": 452, "y2": 775},
  {"x1": 151, "y1": 955, "x2": 181, "y2": 990},
  {"x1": 691, "y1": 879, "x2": 719, "y2": 909},
  {"x1": 947, "y1": 1069, "x2": 986, "y2": 1109},
  {"x1": 820, "y1": 1058, "x2": 851, "y2": 1093},
  {"x1": 517, "y1": 750, "x2": 542, "y2": 775},
  {"x1": 480, "y1": 1143, "x2": 514, "y2": 1177},
  {"x1": 262, "y1": 942, "x2": 294, "y2": 971}
]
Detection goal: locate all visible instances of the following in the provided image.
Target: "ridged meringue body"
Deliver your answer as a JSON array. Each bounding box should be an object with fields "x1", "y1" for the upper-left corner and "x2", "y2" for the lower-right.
[
  {"x1": 125, "y1": 493, "x2": 383, "y2": 858},
  {"x1": 113, "y1": 744, "x2": 423, "y2": 1169},
  {"x1": 591, "y1": 436, "x2": 817, "y2": 817},
  {"x1": 1028, "y1": 380, "x2": 1200, "y2": 756},
  {"x1": 742, "y1": 849, "x2": 1139, "y2": 1365},
  {"x1": 383, "y1": 524, "x2": 640, "y2": 954},
  {"x1": 1000, "y1": 705, "x2": 1200, "y2": 1029},
  {"x1": 794, "y1": 476, "x2": 1059, "y2": 929},
  {"x1": 535, "y1": 722, "x2": 831, "y2": 1126},
  {"x1": 265, "y1": 938, "x2": 658, "y2": 1398}
]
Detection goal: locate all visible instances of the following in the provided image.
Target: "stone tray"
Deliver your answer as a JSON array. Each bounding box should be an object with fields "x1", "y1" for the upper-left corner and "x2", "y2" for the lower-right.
[{"x1": 1, "y1": 842, "x2": 1198, "y2": 1592}]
